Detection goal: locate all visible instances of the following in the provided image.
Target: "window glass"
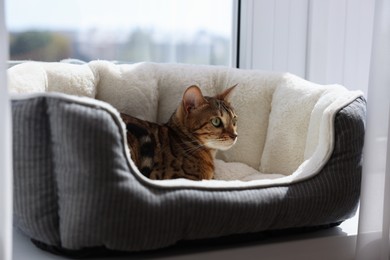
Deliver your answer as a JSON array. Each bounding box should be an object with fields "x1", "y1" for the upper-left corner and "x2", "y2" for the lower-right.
[{"x1": 6, "y1": 0, "x2": 233, "y2": 65}]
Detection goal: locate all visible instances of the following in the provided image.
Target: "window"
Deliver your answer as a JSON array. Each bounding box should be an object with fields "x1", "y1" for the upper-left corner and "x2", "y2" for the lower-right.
[{"x1": 6, "y1": 0, "x2": 234, "y2": 66}]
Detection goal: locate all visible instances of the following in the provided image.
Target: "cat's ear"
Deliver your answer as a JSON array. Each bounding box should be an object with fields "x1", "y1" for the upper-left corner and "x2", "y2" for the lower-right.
[
  {"x1": 182, "y1": 85, "x2": 207, "y2": 114},
  {"x1": 217, "y1": 84, "x2": 237, "y2": 102}
]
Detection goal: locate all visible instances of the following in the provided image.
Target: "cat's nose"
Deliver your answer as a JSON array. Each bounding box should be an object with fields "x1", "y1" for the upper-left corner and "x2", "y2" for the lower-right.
[{"x1": 230, "y1": 133, "x2": 238, "y2": 139}]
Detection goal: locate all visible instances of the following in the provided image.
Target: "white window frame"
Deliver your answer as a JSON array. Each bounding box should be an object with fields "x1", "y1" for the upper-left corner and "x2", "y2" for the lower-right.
[{"x1": 237, "y1": 0, "x2": 375, "y2": 95}]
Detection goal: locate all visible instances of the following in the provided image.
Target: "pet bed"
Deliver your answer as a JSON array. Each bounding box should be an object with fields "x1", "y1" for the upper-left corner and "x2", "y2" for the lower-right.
[{"x1": 9, "y1": 61, "x2": 365, "y2": 255}]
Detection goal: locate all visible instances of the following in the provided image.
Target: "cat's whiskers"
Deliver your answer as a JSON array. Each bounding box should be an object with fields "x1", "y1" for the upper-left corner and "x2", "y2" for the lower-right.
[
  {"x1": 179, "y1": 141, "x2": 206, "y2": 157},
  {"x1": 179, "y1": 139, "x2": 201, "y2": 145},
  {"x1": 156, "y1": 139, "x2": 205, "y2": 158}
]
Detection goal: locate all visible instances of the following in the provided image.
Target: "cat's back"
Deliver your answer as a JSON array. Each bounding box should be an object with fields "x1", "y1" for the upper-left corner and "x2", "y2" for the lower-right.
[
  {"x1": 120, "y1": 113, "x2": 162, "y2": 176},
  {"x1": 120, "y1": 112, "x2": 214, "y2": 181},
  {"x1": 120, "y1": 113, "x2": 160, "y2": 139}
]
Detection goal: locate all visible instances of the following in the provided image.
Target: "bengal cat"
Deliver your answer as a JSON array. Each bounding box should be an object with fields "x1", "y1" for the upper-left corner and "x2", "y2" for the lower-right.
[{"x1": 120, "y1": 85, "x2": 238, "y2": 180}]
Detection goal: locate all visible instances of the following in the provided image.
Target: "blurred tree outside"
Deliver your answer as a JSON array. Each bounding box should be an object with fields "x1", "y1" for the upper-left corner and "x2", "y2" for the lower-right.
[
  {"x1": 10, "y1": 31, "x2": 72, "y2": 61},
  {"x1": 9, "y1": 29, "x2": 230, "y2": 65}
]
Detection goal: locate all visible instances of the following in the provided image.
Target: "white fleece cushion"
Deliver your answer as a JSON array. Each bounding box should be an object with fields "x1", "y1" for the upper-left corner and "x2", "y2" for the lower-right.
[
  {"x1": 8, "y1": 62, "x2": 96, "y2": 97},
  {"x1": 8, "y1": 60, "x2": 363, "y2": 185},
  {"x1": 8, "y1": 62, "x2": 48, "y2": 93},
  {"x1": 89, "y1": 61, "x2": 159, "y2": 121},
  {"x1": 260, "y1": 75, "x2": 330, "y2": 174}
]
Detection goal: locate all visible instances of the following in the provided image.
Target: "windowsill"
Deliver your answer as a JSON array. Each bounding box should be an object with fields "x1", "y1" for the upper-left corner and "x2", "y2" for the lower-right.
[{"x1": 13, "y1": 212, "x2": 359, "y2": 260}]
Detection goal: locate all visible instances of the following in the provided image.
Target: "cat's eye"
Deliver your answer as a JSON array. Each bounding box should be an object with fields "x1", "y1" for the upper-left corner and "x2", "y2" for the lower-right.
[{"x1": 211, "y1": 117, "x2": 222, "y2": 127}]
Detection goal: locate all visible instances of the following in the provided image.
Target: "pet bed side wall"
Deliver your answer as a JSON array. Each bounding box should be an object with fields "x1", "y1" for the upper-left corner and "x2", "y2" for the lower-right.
[
  {"x1": 11, "y1": 95, "x2": 365, "y2": 253},
  {"x1": 55, "y1": 96, "x2": 365, "y2": 251},
  {"x1": 12, "y1": 97, "x2": 61, "y2": 246}
]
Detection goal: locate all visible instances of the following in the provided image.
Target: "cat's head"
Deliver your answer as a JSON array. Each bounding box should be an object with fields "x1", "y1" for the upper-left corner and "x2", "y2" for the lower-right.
[{"x1": 176, "y1": 85, "x2": 238, "y2": 151}]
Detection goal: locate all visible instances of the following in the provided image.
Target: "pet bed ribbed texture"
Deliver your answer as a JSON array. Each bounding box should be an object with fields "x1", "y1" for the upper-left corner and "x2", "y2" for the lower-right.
[{"x1": 9, "y1": 61, "x2": 365, "y2": 254}]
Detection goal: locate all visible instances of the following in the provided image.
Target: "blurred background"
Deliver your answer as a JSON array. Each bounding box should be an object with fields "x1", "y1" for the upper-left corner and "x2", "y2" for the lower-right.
[{"x1": 6, "y1": 0, "x2": 233, "y2": 65}]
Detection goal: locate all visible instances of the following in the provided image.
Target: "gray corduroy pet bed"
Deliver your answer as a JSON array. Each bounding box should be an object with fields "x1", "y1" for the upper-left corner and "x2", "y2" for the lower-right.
[{"x1": 9, "y1": 61, "x2": 365, "y2": 256}]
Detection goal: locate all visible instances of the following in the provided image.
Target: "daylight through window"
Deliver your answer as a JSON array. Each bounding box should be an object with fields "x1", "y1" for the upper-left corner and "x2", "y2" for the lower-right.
[{"x1": 6, "y1": 0, "x2": 234, "y2": 66}]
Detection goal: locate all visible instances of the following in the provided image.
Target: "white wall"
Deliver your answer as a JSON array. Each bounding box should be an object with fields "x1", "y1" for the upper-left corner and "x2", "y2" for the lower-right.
[
  {"x1": 0, "y1": 0, "x2": 12, "y2": 259},
  {"x1": 239, "y1": 0, "x2": 375, "y2": 95},
  {"x1": 239, "y1": 0, "x2": 308, "y2": 77},
  {"x1": 356, "y1": 0, "x2": 390, "y2": 258}
]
